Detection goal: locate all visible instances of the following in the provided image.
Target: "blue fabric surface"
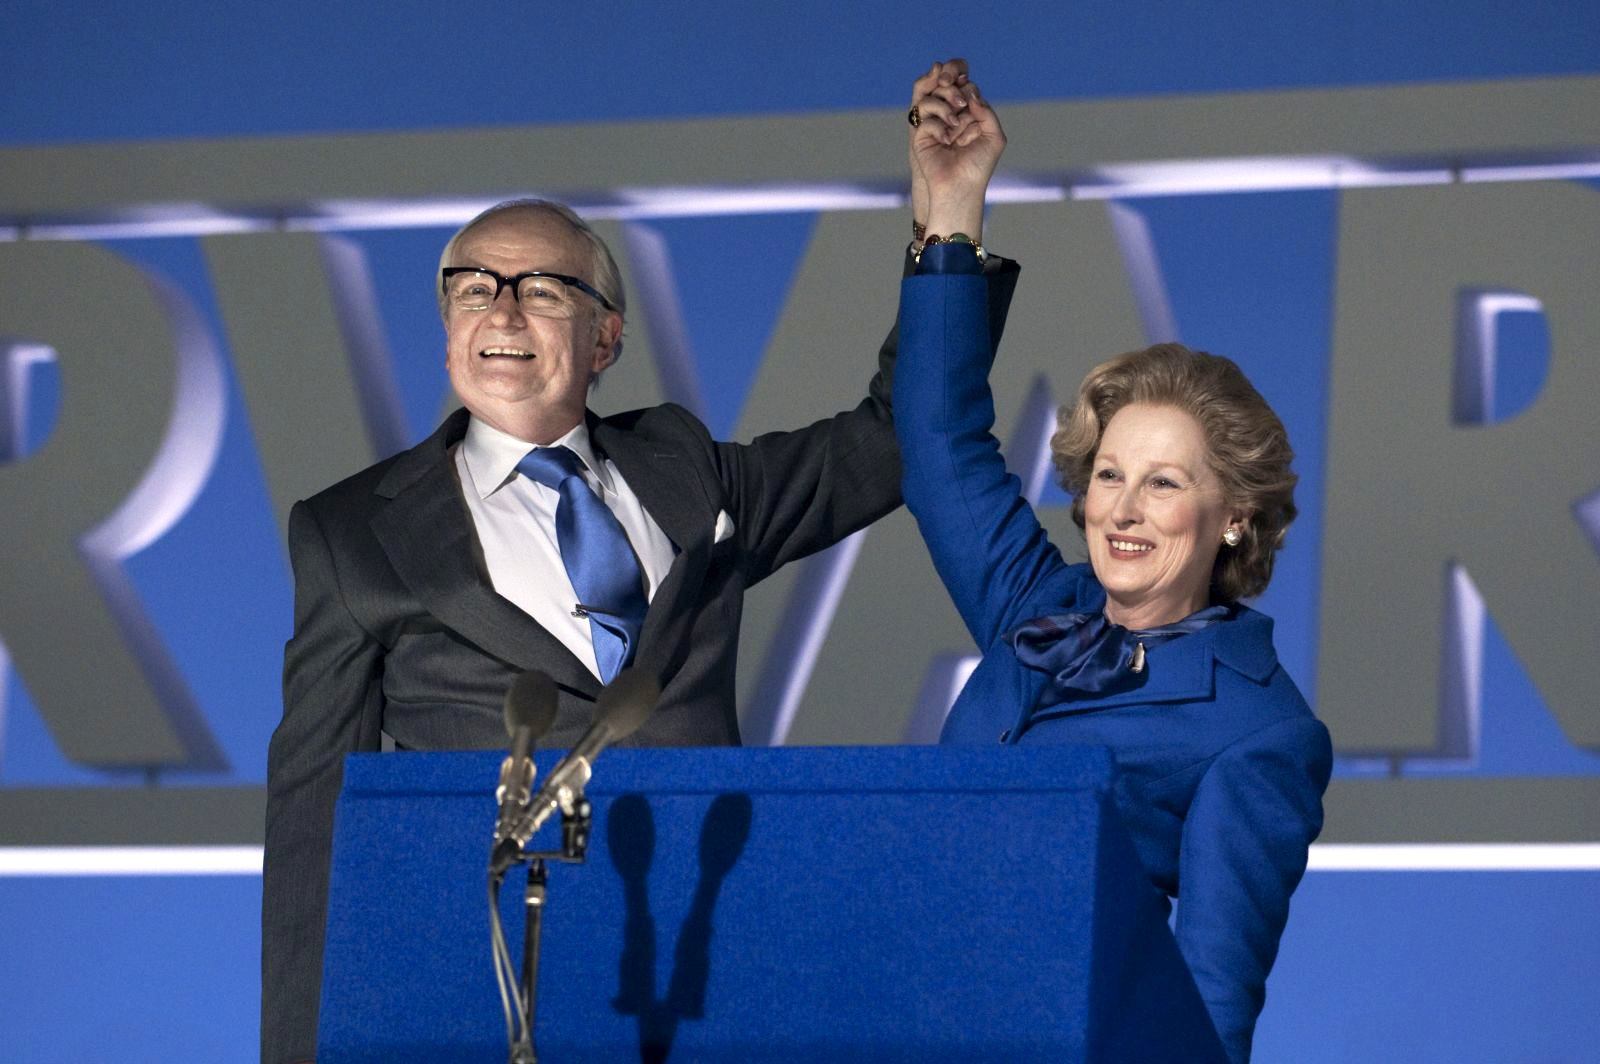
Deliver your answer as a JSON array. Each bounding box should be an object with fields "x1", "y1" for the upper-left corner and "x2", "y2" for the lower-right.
[
  {"x1": 340, "y1": 743, "x2": 1121, "y2": 797},
  {"x1": 914, "y1": 240, "x2": 983, "y2": 275},
  {"x1": 319, "y1": 746, "x2": 1222, "y2": 1062},
  {"x1": 893, "y1": 270, "x2": 1332, "y2": 1063}
]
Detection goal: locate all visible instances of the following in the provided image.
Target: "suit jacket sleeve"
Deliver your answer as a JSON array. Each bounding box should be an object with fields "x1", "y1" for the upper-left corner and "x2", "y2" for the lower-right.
[
  {"x1": 262, "y1": 499, "x2": 387, "y2": 1064},
  {"x1": 1175, "y1": 714, "x2": 1332, "y2": 1063},
  {"x1": 708, "y1": 252, "x2": 1020, "y2": 586},
  {"x1": 894, "y1": 264, "x2": 1083, "y2": 651}
]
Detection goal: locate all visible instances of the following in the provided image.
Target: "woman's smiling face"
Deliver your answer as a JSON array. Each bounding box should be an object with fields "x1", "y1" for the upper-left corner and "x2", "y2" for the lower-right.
[{"x1": 1084, "y1": 402, "x2": 1241, "y2": 629}]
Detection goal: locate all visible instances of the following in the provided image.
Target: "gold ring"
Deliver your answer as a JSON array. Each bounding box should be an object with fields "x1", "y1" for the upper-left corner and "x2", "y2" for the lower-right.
[{"x1": 907, "y1": 106, "x2": 921, "y2": 128}]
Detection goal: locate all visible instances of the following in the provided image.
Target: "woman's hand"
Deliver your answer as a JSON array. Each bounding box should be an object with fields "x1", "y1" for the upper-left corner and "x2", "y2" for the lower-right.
[{"x1": 908, "y1": 59, "x2": 1005, "y2": 242}]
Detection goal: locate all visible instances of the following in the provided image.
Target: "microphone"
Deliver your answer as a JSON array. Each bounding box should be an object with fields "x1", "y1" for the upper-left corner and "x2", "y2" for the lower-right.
[
  {"x1": 503, "y1": 667, "x2": 660, "y2": 854},
  {"x1": 492, "y1": 671, "x2": 559, "y2": 851}
]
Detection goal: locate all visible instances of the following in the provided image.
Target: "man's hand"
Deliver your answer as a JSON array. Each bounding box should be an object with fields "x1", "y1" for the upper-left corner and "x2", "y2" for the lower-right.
[{"x1": 908, "y1": 59, "x2": 1005, "y2": 242}]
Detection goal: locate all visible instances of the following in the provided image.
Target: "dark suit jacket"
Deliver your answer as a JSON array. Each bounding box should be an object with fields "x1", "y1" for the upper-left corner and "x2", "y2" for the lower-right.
[
  {"x1": 894, "y1": 270, "x2": 1331, "y2": 1064},
  {"x1": 261, "y1": 258, "x2": 1019, "y2": 1063}
]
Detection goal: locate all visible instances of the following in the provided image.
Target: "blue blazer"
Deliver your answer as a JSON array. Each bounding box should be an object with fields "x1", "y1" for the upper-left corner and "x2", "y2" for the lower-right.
[{"x1": 894, "y1": 270, "x2": 1332, "y2": 1064}]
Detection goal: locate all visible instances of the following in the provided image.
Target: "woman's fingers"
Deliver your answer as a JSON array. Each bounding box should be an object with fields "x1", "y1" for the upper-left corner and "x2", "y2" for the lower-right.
[{"x1": 910, "y1": 57, "x2": 970, "y2": 105}]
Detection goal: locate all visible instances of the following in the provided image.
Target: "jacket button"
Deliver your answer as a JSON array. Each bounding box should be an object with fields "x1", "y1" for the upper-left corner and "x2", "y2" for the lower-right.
[{"x1": 998, "y1": 729, "x2": 1011, "y2": 743}]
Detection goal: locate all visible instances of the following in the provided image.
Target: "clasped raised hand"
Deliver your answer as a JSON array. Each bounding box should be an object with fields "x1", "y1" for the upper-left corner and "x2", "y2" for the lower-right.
[{"x1": 908, "y1": 58, "x2": 1007, "y2": 241}]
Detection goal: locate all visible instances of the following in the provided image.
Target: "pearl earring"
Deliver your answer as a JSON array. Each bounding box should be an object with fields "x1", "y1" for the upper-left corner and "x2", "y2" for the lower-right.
[{"x1": 1222, "y1": 527, "x2": 1242, "y2": 547}]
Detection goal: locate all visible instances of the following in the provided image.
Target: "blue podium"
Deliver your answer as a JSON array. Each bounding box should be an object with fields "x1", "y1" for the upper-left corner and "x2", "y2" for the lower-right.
[{"x1": 318, "y1": 745, "x2": 1223, "y2": 1062}]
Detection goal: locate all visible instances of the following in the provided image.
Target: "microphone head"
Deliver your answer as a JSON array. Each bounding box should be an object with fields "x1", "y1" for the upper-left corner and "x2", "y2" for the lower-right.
[
  {"x1": 502, "y1": 670, "x2": 559, "y2": 739},
  {"x1": 594, "y1": 667, "x2": 660, "y2": 740}
]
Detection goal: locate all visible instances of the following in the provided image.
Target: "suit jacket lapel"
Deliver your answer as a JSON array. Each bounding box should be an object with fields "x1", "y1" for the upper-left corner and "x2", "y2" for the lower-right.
[
  {"x1": 370, "y1": 412, "x2": 602, "y2": 697},
  {"x1": 590, "y1": 413, "x2": 710, "y2": 554},
  {"x1": 591, "y1": 415, "x2": 718, "y2": 678}
]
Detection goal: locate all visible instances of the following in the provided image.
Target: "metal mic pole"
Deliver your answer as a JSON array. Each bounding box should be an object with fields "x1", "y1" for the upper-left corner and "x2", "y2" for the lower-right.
[
  {"x1": 513, "y1": 791, "x2": 592, "y2": 1063},
  {"x1": 513, "y1": 859, "x2": 548, "y2": 1064},
  {"x1": 491, "y1": 672, "x2": 558, "y2": 1064}
]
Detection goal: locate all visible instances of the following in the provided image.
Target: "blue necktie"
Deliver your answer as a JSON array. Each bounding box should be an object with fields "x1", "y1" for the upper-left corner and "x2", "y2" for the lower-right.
[{"x1": 516, "y1": 446, "x2": 648, "y2": 682}]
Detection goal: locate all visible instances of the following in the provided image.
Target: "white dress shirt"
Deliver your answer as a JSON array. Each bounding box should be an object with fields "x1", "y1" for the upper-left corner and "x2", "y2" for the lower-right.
[{"x1": 453, "y1": 415, "x2": 677, "y2": 681}]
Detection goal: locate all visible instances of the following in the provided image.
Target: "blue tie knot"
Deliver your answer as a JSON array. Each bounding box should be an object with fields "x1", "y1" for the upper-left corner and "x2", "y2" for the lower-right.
[{"x1": 516, "y1": 446, "x2": 584, "y2": 491}]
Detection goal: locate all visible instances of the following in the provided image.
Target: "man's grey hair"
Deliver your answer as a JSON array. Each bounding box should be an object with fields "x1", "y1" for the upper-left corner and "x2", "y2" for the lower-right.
[{"x1": 436, "y1": 198, "x2": 627, "y2": 362}]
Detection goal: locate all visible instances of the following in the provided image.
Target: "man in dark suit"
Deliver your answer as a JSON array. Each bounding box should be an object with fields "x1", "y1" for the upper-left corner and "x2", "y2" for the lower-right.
[{"x1": 261, "y1": 194, "x2": 1015, "y2": 1063}]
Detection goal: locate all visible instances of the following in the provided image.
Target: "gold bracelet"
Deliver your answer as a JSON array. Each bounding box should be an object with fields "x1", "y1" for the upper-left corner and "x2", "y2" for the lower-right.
[{"x1": 914, "y1": 231, "x2": 988, "y2": 264}]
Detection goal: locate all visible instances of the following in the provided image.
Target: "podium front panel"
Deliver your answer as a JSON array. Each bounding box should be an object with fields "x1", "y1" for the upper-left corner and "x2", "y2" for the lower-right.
[{"x1": 318, "y1": 745, "x2": 1220, "y2": 1062}]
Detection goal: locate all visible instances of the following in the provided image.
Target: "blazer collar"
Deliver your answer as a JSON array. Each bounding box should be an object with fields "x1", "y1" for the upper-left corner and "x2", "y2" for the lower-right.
[
  {"x1": 375, "y1": 407, "x2": 468, "y2": 500},
  {"x1": 589, "y1": 410, "x2": 723, "y2": 680},
  {"x1": 1209, "y1": 605, "x2": 1279, "y2": 683},
  {"x1": 369, "y1": 407, "x2": 726, "y2": 697},
  {"x1": 588, "y1": 410, "x2": 713, "y2": 554},
  {"x1": 370, "y1": 408, "x2": 601, "y2": 697},
  {"x1": 1022, "y1": 603, "x2": 1280, "y2": 717}
]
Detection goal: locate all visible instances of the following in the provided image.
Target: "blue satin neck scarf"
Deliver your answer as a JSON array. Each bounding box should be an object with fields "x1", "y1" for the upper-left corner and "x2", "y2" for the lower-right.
[
  {"x1": 516, "y1": 446, "x2": 648, "y2": 682},
  {"x1": 1007, "y1": 603, "x2": 1232, "y2": 709}
]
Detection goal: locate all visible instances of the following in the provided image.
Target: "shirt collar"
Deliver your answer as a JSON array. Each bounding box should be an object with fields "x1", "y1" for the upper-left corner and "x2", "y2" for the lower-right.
[{"x1": 460, "y1": 414, "x2": 615, "y2": 499}]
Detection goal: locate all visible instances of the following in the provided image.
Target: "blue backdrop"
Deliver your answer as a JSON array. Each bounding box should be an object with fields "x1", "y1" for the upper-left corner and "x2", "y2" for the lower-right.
[{"x1": 3, "y1": 2, "x2": 1598, "y2": 1060}]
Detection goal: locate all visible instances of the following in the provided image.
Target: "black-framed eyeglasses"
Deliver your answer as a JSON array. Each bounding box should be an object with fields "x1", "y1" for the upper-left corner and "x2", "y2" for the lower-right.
[{"x1": 440, "y1": 267, "x2": 618, "y2": 316}]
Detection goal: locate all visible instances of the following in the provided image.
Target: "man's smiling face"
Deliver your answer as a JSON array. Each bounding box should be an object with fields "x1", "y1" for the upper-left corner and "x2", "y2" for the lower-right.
[{"x1": 443, "y1": 207, "x2": 621, "y2": 443}]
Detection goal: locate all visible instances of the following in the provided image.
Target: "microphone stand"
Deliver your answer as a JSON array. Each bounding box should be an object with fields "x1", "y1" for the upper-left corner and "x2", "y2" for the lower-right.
[
  {"x1": 503, "y1": 795, "x2": 593, "y2": 1064},
  {"x1": 516, "y1": 858, "x2": 545, "y2": 1064},
  {"x1": 493, "y1": 666, "x2": 657, "y2": 1063}
]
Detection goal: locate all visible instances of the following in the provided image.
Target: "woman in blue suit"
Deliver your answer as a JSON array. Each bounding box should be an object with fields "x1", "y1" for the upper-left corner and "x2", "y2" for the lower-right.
[{"x1": 898, "y1": 63, "x2": 1332, "y2": 1063}]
